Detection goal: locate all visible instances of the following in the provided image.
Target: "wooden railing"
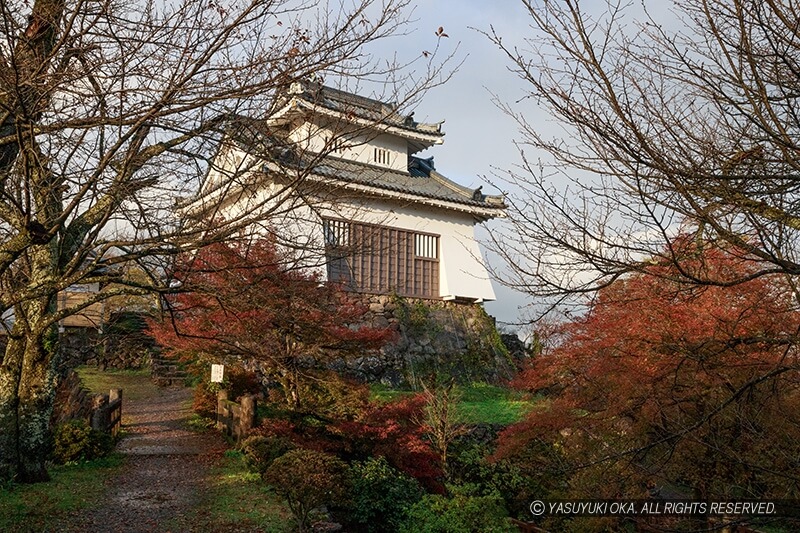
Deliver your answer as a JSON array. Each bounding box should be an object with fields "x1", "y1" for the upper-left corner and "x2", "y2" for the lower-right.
[
  {"x1": 216, "y1": 390, "x2": 256, "y2": 441},
  {"x1": 90, "y1": 389, "x2": 123, "y2": 436}
]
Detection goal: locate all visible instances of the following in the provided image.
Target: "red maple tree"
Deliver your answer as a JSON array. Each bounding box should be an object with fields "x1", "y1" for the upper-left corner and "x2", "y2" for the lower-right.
[
  {"x1": 149, "y1": 239, "x2": 393, "y2": 409},
  {"x1": 498, "y1": 241, "x2": 800, "y2": 501}
]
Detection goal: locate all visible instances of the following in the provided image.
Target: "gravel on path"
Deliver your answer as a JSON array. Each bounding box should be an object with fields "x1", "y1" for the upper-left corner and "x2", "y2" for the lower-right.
[{"x1": 56, "y1": 386, "x2": 226, "y2": 533}]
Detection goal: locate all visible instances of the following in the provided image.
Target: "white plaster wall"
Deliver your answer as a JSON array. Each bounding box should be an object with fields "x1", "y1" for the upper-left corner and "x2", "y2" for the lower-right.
[
  {"x1": 214, "y1": 178, "x2": 328, "y2": 276},
  {"x1": 206, "y1": 148, "x2": 496, "y2": 302},
  {"x1": 289, "y1": 121, "x2": 408, "y2": 172},
  {"x1": 348, "y1": 132, "x2": 407, "y2": 172},
  {"x1": 203, "y1": 143, "x2": 257, "y2": 193},
  {"x1": 316, "y1": 198, "x2": 496, "y2": 301},
  {"x1": 236, "y1": 196, "x2": 491, "y2": 302}
]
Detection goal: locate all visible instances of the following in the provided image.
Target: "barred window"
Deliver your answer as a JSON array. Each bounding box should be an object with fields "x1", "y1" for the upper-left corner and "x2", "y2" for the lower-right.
[
  {"x1": 323, "y1": 219, "x2": 350, "y2": 246},
  {"x1": 415, "y1": 233, "x2": 438, "y2": 259},
  {"x1": 373, "y1": 147, "x2": 391, "y2": 166},
  {"x1": 323, "y1": 218, "x2": 439, "y2": 298},
  {"x1": 324, "y1": 135, "x2": 347, "y2": 155}
]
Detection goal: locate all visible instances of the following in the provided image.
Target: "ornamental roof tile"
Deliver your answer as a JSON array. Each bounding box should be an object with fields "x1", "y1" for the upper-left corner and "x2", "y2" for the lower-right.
[
  {"x1": 287, "y1": 80, "x2": 444, "y2": 137},
  {"x1": 305, "y1": 155, "x2": 505, "y2": 210}
]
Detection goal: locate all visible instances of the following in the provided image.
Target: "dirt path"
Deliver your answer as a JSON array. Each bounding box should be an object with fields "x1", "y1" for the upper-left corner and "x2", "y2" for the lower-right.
[{"x1": 60, "y1": 386, "x2": 226, "y2": 532}]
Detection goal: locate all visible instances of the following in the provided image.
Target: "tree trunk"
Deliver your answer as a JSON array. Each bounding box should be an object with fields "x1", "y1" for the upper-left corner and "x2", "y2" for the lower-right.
[
  {"x1": 0, "y1": 333, "x2": 24, "y2": 481},
  {"x1": 0, "y1": 303, "x2": 60, "y2": 482},
  {"x1": 17, "y1": 330, "x2": 59, "y2": 482}
]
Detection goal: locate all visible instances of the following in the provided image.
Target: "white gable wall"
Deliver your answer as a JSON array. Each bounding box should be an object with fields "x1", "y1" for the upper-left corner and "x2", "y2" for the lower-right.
[
  {"x1": 289, "y1": 120, "x2": 408, "y2": 172},
  {"x1": 203, "y1": 142, "x2": 259, "y2": 194}
]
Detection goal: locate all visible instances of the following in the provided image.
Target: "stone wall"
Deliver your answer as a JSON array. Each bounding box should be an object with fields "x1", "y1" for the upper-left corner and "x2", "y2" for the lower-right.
[
  {"x1": 50, "y1": 370, "x2": 94, "y2": 428},
  {"x1": 50, "y1": 371, "x2": 123, "y2": 436},
  {"x1": 339, "y1": 294, "x2": 515, "y2": 387},
  {"x1": 1, "y1": 327, "x2": 149, "y2": 374},
  {"x1": 100, "y1": 312, "x2": 156, "y2": 369},
  {"x1": 58, "y1": 313, "x2": 154, "y2": 371},
  {"x1": 59, "y1": 328, "x2": 103, "y2": 370}
]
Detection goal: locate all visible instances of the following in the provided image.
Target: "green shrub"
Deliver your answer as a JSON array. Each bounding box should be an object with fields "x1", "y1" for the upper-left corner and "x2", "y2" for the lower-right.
[
  {"x1": 52, "y1": 420, "x2": 114, "y2": 464},
  {"x1": 240, "y1": 435, "x2": 295, "y2": 475},
  {"x1": 346, "y1": 456, "x2": 424, "y2": 532},
  {"x1": 399, "y1": 484, "x2": 516, "y2": 533},
  {"x1": 264, "y1": 448, "x2": 350, "y2": 532},
  {"x1": 449, "y1": 443, "x2": 529, "y2": 516}
]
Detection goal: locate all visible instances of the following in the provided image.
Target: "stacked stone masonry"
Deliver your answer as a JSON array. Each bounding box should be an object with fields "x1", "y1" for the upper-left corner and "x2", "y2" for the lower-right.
[{"x1": 340, "y1": 295, "x2": 516, "y2": 387}]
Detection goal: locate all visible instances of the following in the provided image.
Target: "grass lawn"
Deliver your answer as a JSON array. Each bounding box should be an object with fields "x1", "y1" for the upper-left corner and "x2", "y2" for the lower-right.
[
  {"x1": 371, "y1": 382, "x2": 537, "y2": 426},
  {"x1": 0, "y1": 454, "x2": 124, "y2": 533},
  {"x1": 190, "y1": 450, "x2": 293, "y2": 532},
  {"x1": 456, "y1": 383, "x2": 537, "y2": 425},
  {"x1": 76, "y1": 366, "x2": 158, "y2": 402}
]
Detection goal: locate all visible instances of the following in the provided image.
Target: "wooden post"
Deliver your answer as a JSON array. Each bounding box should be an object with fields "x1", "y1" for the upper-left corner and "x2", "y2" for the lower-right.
[
  {"x1": 90, "y1": 394, "x2": 109, "y2": 431},
  {"x1": 216, "y1": 390, "x2": 228, "y2": 432},
  {"x1": 240, "y1": 395, "x2": 256, "y2": 437},
  {"x1": 109, "y1": 389, "x2": 123, "y2": 435}
]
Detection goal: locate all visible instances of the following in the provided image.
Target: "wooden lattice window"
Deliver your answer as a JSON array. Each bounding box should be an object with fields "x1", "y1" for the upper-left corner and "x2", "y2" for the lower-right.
[{"x1": 323, "y1": 218, "x2": 439, "y2": 298}]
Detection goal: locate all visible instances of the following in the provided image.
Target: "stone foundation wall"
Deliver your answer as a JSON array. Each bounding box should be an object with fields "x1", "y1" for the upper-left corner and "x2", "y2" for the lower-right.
[
  {"x1": 59, "y1": 328, "x2": 103, "y2": 370},
  {"x1": 1, "y1": 327, "x2": 149, "y2": 374},
  {"x1": 58, "y1": 318, "x2": 153, "y2": 371},
  {"x1": 50, "y1": 370, "x2": 94, "y2": 428},
  {"x1": 340, "y1": 294, "x2": 515, "y2": 387}
]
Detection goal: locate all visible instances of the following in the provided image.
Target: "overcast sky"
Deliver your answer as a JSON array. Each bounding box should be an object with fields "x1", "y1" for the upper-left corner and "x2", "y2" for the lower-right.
[{"x1": 374, "y1": 1, "x2": 541, "y2": 331}]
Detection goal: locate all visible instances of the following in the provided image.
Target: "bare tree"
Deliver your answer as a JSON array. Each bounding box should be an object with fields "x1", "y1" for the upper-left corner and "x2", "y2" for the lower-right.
[
  {"x1": 416, "y1": 379, "x2": 467, "y2": 479},
  {"x1": 0, "y1": 0, "x2": 454, "y2": 482},
  {"x1": 485, "y1": 0, "x2": 800, "y2": 304}
]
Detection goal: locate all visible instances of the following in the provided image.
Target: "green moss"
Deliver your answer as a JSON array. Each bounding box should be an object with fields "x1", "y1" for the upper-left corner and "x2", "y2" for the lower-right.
[
  {"x1": 43, "y1": 325, "x2": 60, "y2": 358},
  {"x1": 392, "y1": 294, "x2": 442, "y2": 337},
  {"x1": 455, "y1": 383, "x2": 536, "y2": 425},
  {"x1": 370, "y1": 383, "x2": 415, "y2": 403}
]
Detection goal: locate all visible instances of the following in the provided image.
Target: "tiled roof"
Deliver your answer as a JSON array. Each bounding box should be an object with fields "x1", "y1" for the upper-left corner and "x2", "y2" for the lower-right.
[
  {"x1": 306, "y1": 155, "x2": 505, "y2": 210},
  {"x1": 287, "y1": 81, "x2": 444, "y2": 137}
]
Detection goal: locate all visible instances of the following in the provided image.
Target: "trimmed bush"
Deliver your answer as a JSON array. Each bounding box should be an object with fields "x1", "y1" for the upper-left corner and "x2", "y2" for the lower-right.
[
  {"x1": 346, "y1": 456, "x2": 424, "y2": 532},
  {"x1": 264, "y1": 448, "x2": 350, "y2": 532},
  {"x1": 52, "y1": 420, "x2": 114, "y2": 464},
  {"x1": 240, "y1": 435, "x2": 295, "y2": 475},
  {"x1": 399, "y1": 484, "x2": 516, "y2": 533}
]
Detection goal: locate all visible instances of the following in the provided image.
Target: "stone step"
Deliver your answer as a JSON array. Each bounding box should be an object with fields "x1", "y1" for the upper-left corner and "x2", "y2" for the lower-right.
[
  {"x1": 151, "y1": 358, "x2": 183, "y2": 366},
  {"x1": 153, "y1": 371, "x2": 188, "y2": 378},
  {"x1": 150, "y1": 355, "x2": 188, "y2": 387},
  {"x1": 152, "y1": 364, "x2": 181, "y2": 372},
  {"x1": 152, "y1": 376, "x2": 188, "y2": 387}
]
